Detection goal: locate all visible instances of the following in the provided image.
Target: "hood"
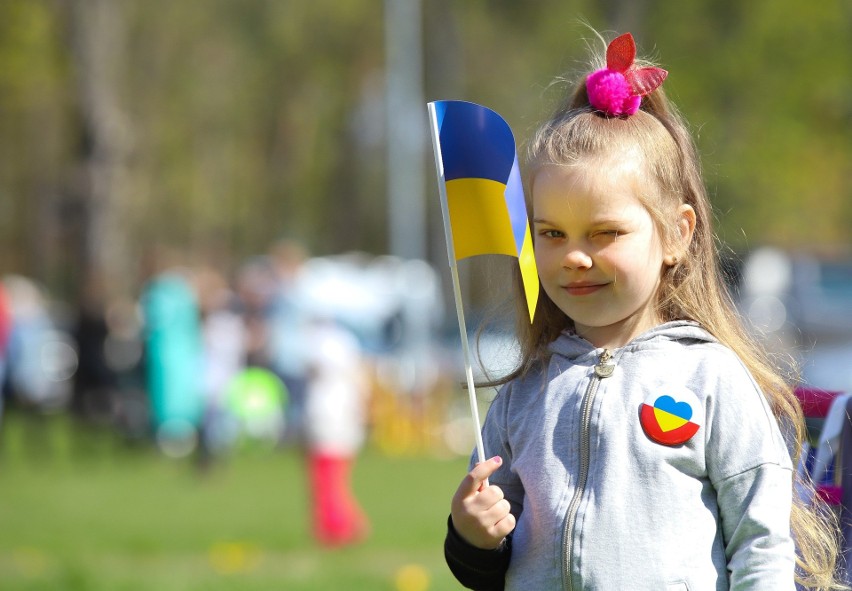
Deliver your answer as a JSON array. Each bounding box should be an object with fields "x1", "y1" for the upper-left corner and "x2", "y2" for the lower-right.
[{"x1": 548, "y1": 320, "x2": 717, "y2": 361}]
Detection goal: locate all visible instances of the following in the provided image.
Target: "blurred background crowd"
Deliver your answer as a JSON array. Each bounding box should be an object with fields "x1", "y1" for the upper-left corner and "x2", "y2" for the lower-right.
[
  {"x1": 4, "y1": 239, "x2": 852, "y2": 459},
  {"x1": 0, "y1": 239, "x2": 488, "y2": 460}
]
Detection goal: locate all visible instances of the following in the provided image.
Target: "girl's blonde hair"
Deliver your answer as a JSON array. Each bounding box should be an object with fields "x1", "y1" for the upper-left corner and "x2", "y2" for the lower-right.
[{"x1": 497, "y1": 34, "x2": 843, "y2": 589}]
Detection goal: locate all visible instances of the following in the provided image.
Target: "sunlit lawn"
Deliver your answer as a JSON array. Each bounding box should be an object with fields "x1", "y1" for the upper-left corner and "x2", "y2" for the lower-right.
[{"x1": 0, "y1": 411, "x2": 468, "y2": 591}]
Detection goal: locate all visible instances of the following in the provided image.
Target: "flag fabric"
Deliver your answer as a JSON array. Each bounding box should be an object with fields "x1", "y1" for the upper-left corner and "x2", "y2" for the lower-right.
[{"x1": 429, "y1": 100, "x2": 539, "y2": 321}]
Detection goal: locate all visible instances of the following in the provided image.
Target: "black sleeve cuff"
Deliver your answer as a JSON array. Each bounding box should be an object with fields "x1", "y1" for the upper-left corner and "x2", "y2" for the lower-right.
[{"x1": 444, "y1": 515, "x2": 511, "y2": 591}]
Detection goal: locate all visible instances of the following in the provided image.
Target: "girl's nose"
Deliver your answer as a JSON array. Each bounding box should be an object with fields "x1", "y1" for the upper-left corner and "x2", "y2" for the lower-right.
[{"x1": 562, "y1": 247, "x2": 592, "y2": 270}]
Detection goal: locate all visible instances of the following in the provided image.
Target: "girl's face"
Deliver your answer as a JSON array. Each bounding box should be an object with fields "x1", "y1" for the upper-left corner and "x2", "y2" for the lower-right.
[{"x1": 532, "y1": 162, "x2": 671, "y2": 349}]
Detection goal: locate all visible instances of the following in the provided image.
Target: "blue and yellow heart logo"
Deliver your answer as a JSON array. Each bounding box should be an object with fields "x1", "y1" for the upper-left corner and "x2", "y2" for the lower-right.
[{"x1": 640, "y1": 392, "x2": 702, "y2": 446}]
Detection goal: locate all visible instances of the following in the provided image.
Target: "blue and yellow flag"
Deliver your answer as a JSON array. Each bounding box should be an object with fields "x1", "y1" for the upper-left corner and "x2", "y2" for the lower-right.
[{"x1": 429, "y1": 100, "x2": 538, "y2": 321}]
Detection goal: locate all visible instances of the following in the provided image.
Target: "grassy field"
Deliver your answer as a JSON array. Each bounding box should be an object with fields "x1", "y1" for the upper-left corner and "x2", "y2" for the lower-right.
[{"x1": 0, "y1": 411, "x2": 469, "y2": 590}]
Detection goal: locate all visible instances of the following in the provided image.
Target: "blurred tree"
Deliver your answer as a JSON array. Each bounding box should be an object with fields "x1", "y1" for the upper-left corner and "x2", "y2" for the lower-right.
[
  {"x1": 651, "y1": 0, "x2": 852, "y2": 251},
  {"x1": 67, "y1": 0, "x2": 133, "y2": 298},
  {"x1": 0, "y1": 0, "x2": 848, "y2": 302},
  {"x1": 0, "y1": 0, "x2": 72, "y2": 289}
]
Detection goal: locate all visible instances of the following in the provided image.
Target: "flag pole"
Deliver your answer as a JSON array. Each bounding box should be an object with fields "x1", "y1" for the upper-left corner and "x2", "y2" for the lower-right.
[{"x1": 427, "y1": 102, "x2": 487, "y2": 467}]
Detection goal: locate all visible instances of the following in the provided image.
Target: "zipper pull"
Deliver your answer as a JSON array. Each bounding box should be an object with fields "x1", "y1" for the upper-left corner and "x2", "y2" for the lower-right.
[{"x1": 595, "y1": 348, "x2": 615, "y2": 378}]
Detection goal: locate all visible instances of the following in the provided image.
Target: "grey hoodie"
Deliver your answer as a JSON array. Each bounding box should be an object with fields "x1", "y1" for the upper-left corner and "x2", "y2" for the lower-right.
[{"x1": 480, "y1": 321, "x2": 795, "y2": 591}]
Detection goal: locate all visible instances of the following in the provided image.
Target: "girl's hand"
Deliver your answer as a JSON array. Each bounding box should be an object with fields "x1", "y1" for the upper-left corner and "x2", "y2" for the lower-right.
[{"x1": 450, "y1": 456, "x2": 516, "y2": 549}]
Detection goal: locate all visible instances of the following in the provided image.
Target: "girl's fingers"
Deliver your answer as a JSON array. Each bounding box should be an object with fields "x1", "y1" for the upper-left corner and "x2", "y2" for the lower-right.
[{"x1": 455, "y1": 456, "x2": 503, "y2": 499}]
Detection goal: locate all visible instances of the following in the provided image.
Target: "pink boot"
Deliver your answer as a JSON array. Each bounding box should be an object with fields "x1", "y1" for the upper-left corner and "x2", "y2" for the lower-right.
[{"x1": 310, "y1": 453, "x2": 370, "y2": 546}]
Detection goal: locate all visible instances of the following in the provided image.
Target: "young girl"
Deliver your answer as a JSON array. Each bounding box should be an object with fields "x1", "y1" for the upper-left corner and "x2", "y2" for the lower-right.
[{"x1": 444, "y1": 33, "x2": 842, "y2": 590}]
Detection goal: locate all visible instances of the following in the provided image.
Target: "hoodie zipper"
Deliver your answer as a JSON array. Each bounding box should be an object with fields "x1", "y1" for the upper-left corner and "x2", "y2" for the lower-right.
[{"x1": 562, "y1": 348, "x2": 615, "y2": 591}]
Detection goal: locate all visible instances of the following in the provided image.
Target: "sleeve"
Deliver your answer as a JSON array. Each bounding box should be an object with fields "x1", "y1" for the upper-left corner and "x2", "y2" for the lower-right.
[
  {"x1": 715, "y1": 465, "x2": 796, "y2": 590},
  {"x1": 444, "y1": 383, "x2": 524, "y2": 590},
  {"x1": 479, "y1": 384, "x2": 526, "y2": 518},
  {"x1": 444, "y1": 515, "x2": 512, "y2": 591},
  {"x1": 704, "y1": 353, "x2": 796, "y2": 590}
]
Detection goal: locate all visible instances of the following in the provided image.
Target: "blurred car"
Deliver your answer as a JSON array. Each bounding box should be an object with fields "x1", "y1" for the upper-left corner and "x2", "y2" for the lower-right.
[{"x1": 739, "y1": 248, "x2": 852, "y2": 391}]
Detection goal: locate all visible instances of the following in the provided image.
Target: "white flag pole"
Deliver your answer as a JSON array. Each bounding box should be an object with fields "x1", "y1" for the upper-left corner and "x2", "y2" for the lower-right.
[{"x1": 427, "y1": 102, "x2": 487, "y2": 467}]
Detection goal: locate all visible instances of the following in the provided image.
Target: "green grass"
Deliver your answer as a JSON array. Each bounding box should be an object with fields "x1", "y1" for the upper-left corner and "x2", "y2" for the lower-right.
[{"x1": 0, "y1": 411, "x2": 469, "y2": 590}]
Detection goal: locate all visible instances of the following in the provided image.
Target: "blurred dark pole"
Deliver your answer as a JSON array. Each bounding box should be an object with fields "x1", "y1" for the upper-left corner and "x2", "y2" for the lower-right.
[
  {"x1": 421, "y1": 0, "x2": 462, "y2": 271},
  {"x1": 385, "y1": 0, "x2": 427, "y2": 261},
  {"x1": 67, "y1": 0, "x2": 133, "y2": 299}
]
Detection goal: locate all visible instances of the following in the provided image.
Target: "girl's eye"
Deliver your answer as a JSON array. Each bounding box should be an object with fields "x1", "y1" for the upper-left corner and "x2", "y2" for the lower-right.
[
  {"x1": 538, "y1": 229, "x2": 564, "y2": 239},
  {"x1": 593, "y1": 230, "x2": 619, "y2": 240}
]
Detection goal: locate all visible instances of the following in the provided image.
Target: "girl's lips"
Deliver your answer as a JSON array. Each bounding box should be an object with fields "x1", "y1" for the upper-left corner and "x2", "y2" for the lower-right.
[{"x1": 563, "y1": 282, "x2": 606, "y2": 296}]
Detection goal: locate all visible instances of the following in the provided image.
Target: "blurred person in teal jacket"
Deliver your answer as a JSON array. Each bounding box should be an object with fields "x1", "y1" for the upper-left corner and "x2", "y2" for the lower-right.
[{"x1": 141, "y1": 267, "x2": 203, "y2": 456}]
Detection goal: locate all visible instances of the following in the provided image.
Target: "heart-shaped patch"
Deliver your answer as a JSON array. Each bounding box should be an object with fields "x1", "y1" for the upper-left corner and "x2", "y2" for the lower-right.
[{"x1": 640, "y1": 391, "x2": 703, "y2": 446}]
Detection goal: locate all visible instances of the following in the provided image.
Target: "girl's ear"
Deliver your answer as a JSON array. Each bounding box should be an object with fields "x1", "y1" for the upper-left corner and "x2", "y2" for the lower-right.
[{"x1": 664, "y1": 204, "x2": 696, "y2": 266}]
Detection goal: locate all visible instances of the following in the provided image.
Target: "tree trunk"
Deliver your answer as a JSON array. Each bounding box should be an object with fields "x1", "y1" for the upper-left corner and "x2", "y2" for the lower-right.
[{"x1": 67, "y1": 0, "x2": 133, "y2": 299}]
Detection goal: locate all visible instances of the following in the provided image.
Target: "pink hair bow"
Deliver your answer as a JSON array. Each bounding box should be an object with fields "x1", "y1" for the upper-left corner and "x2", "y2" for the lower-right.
[{"x1": 586, "y1": 33, "x2": 668, "y2": 117}]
